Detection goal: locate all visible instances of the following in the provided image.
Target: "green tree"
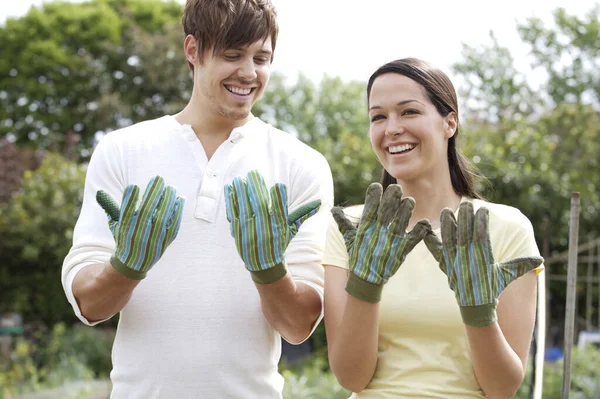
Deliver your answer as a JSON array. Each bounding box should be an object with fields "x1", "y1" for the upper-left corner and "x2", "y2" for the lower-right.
[
  {"x1": 0, "y1": 0, "x2": 189, "y2": 156},
  {"x1": 453, "y1": 5, "x2": 600, "y2": 252},
  {"x1": 255, "y1": 73, "x2": 380, "y2": 205},
  {"x1": 0, "y1": 153, "x2": 86, "y2": 325},
  {"x1": 452, "y1": 5, "x2": 600, "y2": 345},
  {"x1": 518, "y1": 5, "x2": 600, "y2": 107}
]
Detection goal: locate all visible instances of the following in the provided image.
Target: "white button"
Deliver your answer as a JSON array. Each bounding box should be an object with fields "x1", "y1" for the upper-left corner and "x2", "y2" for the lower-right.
[
  {"x1": 206, "y1": 169, "x2": 216, "y2": 178},
  {"x1": 230, "y1": 132, "x2": 243, "y2": 143}
]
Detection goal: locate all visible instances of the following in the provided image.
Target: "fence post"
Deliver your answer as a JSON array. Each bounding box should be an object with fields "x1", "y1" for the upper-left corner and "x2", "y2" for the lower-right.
[{"x1": 562, "y1": 192, "x2": 580, "y2": 399}]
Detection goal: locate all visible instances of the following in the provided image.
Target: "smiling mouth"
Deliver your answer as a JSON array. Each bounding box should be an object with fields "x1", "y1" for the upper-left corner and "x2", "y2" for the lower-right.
[
  {"x1": 388, "y1": 143, "x2": 417, "y2": 155},
  {"x1": 225, "y1": 85, "x2": 256, "y2": 96}
]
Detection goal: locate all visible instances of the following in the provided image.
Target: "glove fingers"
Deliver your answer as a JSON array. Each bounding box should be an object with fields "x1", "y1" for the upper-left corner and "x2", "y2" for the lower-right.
[
  {"x1": 457, "y1": 201, "x2": 474, "y2": 246},
  {"x1": 361, "y1": 183, "x2": 383, "y2": 225},
  {"x1": 473, "y1": 207, "x2": 490, "y2": 246},
  {"x1": 498, "y1": 256, "x2": 544, "y2": 284},
  {"x1": 247, "y1": 170, "x2": 271, "y2": 217},
  {"x1": 395, "y1": 196, "x2": 415, "y2": 234},
  {"x1": 378, "y1": 184, "x2": 403, "y2": 226},
  {"x1": 440, "y1": 207, "x2": 458, "y2": 258},
  {"x1": 165, "y1": 197, "x2": 185, "y2": 246},
  {"x1": 289, "y1": 200, "x2": 320, "y2": 225},
  {"x1": 96, "y1": 190, "x2": 121, "y2": 222},
  {"x1": 154, "y1": 185, "x2": 177, "y2": 226},
  {"x1": 270, "y1": 183, "x2": 289, "y2": 229},
  {"x1": 405, "y1": 219, "x2": 430, "y2": 251},
  {"x1": 224, "y1": 184, "x2": 238, "y2": 223},
  {"x1": 423, "y1": 229, "x2": 444, "y2": 264},
  {"x1": 331, "y1": 207, "x2": 356, "y2": 237},
  {"x1": 342, "y1": 230, "x2": 357, "y2": 252},
  {"x1": 138, "y1": 176, "x2": 166, "y2": 220},
  {"x1": 289, "y1": 200, "x2": 321, "y2": 235},
  {"x1": 120, "y1": 184, "x2": 141, "y2": 223},
  {"x1": 232, "y1": 175, "x2": 252, "y2": 219}
]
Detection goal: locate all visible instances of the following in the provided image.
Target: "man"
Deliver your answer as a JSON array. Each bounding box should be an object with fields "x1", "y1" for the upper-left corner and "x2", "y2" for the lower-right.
[{"x1": 61, "y1": 0, "x2": 334, "y2": 397}]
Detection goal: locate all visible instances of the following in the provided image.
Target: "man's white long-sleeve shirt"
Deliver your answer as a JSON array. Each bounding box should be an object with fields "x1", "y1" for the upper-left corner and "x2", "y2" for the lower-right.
[{"x1": 61, "y1": 115, "x2": 334, "y2": 399}]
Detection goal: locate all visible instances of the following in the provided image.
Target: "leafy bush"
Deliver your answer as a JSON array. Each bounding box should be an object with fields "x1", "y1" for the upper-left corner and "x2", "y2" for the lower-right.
[
  {"x1": 0, "y1": 152, "x2": 86, "y2": 325},
  {"x1": 516, "y1": 345, "x2": 600, "y2": 399},
  {"x1": 0, "y1": 323, "x2": 114, "y2": 398},
  {"x1": 281, "y1": 354, "x2": 349, "y2": 399}
]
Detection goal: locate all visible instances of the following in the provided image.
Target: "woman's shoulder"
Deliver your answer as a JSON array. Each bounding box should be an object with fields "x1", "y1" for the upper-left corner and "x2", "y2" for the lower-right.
[
  {"x1": 468, "y1": 198, "x2": 534, "y2": 234},
  {"x1": 341, "y1": 204, "x2": 364, "y2": 226}
]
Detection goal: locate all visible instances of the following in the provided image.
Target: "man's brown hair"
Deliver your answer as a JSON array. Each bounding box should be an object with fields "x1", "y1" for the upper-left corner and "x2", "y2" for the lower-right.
[{"x1": 182, "y1": 0, "x2": 278, "y2": 70}]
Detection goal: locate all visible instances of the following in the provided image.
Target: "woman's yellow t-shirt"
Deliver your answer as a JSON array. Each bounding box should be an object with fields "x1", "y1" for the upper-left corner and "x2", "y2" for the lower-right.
[{"x1": 323, "y1": 198, "x2": 544, "y2": 399}]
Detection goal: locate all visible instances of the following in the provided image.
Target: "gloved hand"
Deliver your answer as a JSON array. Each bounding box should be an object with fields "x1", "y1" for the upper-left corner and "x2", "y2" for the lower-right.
[
  {"x1": 96, "y1": 176, "x2": 185, "y2": 280},
  {"x1": 224, "y1": 170, "x2": 321, "y2": 284},
  {"x1": 424, "y1": 201, "x2": 544, "y2": 327},
  {"x1": 332, "y1": 183, "x2": 429, "y2": 303}
]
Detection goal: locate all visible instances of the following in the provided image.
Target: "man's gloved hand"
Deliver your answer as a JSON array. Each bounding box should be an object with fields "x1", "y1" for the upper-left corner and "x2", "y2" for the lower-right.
[
  {"x1": 332, "y1": 183, "x2": 429, "y2": 303},
  {"x1": 224, "y1": 170, "x2": 321, "y2": 284},
  {"x1": 96, "y1": 176, "x2": 185, "y2": 280},
  {"x1": 424, "y1": 201, "x2": 544, "y2": 327}
]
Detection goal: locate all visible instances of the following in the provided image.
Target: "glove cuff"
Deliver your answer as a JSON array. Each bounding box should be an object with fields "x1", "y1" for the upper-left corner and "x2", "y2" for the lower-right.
[
  {"x1": 345, "y1": 272, "x2": 383, "y2": 303},
  {"x1": 459, "y1": 300, "x2": 498, "y2": 327},
  {"x1": 110, "y1": 255, "x2": 147, "y2": 280},
  {"x1": 250, "y1": 262, "x2": 287, "y2": 284}
]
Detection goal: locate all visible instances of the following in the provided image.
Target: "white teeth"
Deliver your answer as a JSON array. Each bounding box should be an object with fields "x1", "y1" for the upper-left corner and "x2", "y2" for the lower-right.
[
  {"x1": 389, "y1": 144, "x2": 415, "y2": 154},
  {"x1": 226, "y1": 86, "x2": 252, "y2": 95}
]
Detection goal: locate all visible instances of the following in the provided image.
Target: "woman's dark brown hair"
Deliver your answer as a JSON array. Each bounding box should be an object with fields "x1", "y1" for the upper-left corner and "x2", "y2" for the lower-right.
[{"x1": 367, "y1": 58, "x2": 482, "y2": 199}]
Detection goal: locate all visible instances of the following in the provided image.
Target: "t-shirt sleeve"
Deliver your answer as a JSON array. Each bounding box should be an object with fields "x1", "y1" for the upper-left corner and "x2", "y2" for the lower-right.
[
  {"x1": 322, "y1": 214, "x2": 350, "y2": 270},
  {"x1": 61, "y1": 134, "x2": 125, "y2": 326},
  {"x1": 283, "y1": 150, "x2": 335, "y2": 343},
  {"x1": 492, "y1": 206, "x2": 545, "y2": 275}
]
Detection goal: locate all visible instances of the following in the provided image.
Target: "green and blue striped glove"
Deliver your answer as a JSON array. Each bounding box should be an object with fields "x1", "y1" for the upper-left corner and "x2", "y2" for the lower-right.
[
  {"x1": 423, "y1": 201, "x2": 544, "y2": 327},
  {"x1": 332, "y1": 183, "x2": 430, "y2": 303},
  {"x1": 96, "y1": 176, "x2": 185, "y2": 280},
  {"x1": 224, "y1": 170, "x2": 321, "y2": 285}
]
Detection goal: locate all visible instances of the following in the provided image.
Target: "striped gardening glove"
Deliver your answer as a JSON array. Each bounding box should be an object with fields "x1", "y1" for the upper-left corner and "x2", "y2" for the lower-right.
[
  {"x1": 224, "y1": 170, "x2": 321, "y2": 285},
  {"x1": 423, "y1": 201, "x2": 544, "y2": 327},
  {"x1": 96, "y1": 176, "x2": 185, "y2": 280},
  {"x1": 332, "y1": 183, "x2": 429, "y2": 303}
]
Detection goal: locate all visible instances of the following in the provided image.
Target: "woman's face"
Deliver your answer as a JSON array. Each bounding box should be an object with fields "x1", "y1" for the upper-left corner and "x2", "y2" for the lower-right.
[{"x1": 368, "y1": 73, "x2": 456, "y2": 183}]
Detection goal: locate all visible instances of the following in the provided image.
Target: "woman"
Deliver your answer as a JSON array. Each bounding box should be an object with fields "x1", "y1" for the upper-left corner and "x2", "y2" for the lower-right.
[{"x1": 323, "y1": 58, "x2": 544, "y2": 398}]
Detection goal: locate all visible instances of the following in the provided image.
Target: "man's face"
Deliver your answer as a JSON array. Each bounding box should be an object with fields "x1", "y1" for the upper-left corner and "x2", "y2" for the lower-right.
[{"x1": 191, "y1": 37, "x2": 272, "y2": 121}]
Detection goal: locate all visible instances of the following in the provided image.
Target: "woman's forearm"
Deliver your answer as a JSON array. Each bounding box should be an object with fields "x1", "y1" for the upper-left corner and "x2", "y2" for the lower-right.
[
  {"x1": 328, "y1": 294, "x2": 380, "y2": 392},
  {"x1": 466, "y1": 323, "x2": 526, "y2": 399}
]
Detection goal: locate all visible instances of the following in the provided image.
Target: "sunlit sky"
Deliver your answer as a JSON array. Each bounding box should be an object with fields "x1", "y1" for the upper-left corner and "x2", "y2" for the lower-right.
[{"x1": 1, "y1": 0, "x2": 598, "y2": 85}]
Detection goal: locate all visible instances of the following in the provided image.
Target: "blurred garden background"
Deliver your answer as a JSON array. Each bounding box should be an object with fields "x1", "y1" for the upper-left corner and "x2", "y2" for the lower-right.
[{"x1": 0, "y1": 0, "x2": 599, "y2": 397}]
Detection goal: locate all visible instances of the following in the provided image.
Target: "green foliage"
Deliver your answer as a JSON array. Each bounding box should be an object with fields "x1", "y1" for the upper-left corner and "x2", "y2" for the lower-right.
[
  {"x1": 452, "y1": 5, "x2": 600, "y2": 343},
  {"x1": 255, "y1": 73, "x2": 381, "y2": 205},
  {"x1": 453, "y1": 5, "x2": 600, "y2": 251},
  {"x1": 0, "y1": 0, "x2": 189, "y2": 155},
  {"x1": 518, "y1": 6, "x2": 600, "y2": 107},
  {"x1": 281, "y1": 354, "x2": 349, "y2": 399},
  {"x1": 515, "y1": 346, "x2": 600, "y2": 399},
  {"x1": 0, "y1": 153, "x2": 86, "y2": 325},
  {"x1": 0, "y1": 323, "x2": 109, "y2": 398}
]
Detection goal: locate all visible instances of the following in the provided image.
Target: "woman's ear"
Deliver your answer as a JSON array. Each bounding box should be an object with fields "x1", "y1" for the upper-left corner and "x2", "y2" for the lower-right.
[{"x1": 444, "y1": 112, "x2": 458, "y2": 139}]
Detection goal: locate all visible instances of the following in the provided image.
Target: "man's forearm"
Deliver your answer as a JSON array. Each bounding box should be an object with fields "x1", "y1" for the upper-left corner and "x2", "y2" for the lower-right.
[
  {"x1": 254, "y1": 272, "x2": 322, "y2": 344},
  {"x1": 466, "y1": 323, "x2": 526, "y2": 398},
  {"x1": 73, "y1": 262, "x2": 140, "y2": 323}
]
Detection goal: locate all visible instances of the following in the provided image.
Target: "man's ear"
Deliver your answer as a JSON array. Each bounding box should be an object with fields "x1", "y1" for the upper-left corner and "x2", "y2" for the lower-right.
[
  {"x1": 184, "y1": 35, "x2": 199, "y2": 65},
  {"x1": 444, "y1": 112, "x2": 458, "y2": 138}
]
